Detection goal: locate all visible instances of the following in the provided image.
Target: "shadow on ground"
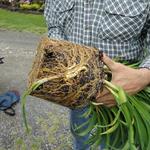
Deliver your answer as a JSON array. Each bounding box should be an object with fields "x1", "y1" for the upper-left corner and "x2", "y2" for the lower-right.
[{"x1": 0, "y1": 30, "x2": 73, "y2": 150}]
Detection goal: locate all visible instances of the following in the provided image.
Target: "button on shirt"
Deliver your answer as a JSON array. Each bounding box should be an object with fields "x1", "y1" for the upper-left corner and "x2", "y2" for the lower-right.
[{"x1": 44, "y1": 0, "x2": 150, "y2": 69}]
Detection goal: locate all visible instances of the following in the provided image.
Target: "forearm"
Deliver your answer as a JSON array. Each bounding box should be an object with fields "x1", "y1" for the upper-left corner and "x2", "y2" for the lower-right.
[
  {"x1": 139, "y1": 55, "x2": 150, "y2": 70},
  {"x1": 139, "y1": 68, "x2": 150, "y2": 85},
  {"x1": 139, "y1": 8, "x2": 150, "y2": 73}
]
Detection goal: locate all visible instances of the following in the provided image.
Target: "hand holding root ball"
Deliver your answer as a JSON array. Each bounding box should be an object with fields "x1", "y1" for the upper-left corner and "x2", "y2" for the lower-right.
[{"x1": 96, "y1": 54, "x2": 150, "y2": 107}]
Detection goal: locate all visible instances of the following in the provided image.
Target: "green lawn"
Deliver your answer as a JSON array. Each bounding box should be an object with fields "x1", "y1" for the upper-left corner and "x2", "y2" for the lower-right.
[{"x1": 0, "y1": 8, "x2": 47, "y2": 34}]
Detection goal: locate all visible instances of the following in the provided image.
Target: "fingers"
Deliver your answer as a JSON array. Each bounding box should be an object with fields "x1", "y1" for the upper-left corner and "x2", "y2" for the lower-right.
[
  {"x1": 96, "y1": 94, "x2": 115, "y2": 104},
  {"x1": 96, "y1": 88, "x2": 116, "y2": 107},
  {"x1": 103, "y1": 53, "x2": 116, "y2": 71},
  {"x1": 106, "y1": 103, "x2": 116, "y2": 108},
  {"x1": 96, "y1": 88, "x2": 110, "y2": 98},
  {"x1": 96, "y1": 96, "x2": 116, "y2": 108}
]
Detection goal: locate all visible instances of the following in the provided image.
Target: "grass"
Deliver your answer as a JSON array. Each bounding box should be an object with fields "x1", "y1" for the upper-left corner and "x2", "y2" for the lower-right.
[{"x1": 0, "y1": 8, "x2": 47, "y2": 34}]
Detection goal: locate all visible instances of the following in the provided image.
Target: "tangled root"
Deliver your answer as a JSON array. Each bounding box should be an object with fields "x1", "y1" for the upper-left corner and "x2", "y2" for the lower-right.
[{"x1": 28, "y1": 37, "x2": 104, "y2": 109}]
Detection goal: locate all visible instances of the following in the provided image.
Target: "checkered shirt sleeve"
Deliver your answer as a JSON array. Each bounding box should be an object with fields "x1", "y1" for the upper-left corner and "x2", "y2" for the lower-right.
[{"x1": 140, "y1": 9, "x2": 150, "y2": 69}]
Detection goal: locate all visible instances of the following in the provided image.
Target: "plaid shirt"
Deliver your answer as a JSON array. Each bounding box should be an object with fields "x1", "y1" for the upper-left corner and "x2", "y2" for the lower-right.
[{"x1": 44, "y1": 0, "x2": 150, "y2": 68}]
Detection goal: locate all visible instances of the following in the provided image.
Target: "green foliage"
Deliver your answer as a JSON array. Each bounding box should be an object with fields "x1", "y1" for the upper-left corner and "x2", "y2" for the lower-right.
[
  {"x1": 20, "y1": 3, "x2": 41, "y2": 10},
  {"x1": 72, "y1": 63, "x2": 150, "y2": 150},
  {"x1": 0, "y1": 0, "x2": 45, "y2": 11}
]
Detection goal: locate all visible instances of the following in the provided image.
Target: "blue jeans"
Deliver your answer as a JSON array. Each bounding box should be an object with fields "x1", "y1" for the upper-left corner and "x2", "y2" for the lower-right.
[{"x1": 70, "y1": 106, "x2": 105, "y2": 150}]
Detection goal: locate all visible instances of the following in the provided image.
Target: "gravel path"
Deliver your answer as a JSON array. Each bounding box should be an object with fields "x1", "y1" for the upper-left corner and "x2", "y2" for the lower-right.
[{"x1": 0, "y1": 30, "x2": 73, "y2": 150}]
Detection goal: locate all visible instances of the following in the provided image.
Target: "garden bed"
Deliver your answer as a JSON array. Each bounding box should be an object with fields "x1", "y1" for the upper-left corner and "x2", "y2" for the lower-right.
[{"x1": 0, "y1": 0, "x2": 44, "y2": 14}]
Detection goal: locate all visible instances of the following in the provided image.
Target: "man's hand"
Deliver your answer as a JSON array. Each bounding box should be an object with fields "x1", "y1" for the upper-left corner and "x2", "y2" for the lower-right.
[{"x1": 96, "y1": 54, "x2": 150, "y2": 107}]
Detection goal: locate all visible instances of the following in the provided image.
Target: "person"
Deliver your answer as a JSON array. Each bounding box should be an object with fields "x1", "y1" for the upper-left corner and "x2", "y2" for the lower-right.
[{"x1": 44, "y1": 0, "x2": 150, "y2": 149}]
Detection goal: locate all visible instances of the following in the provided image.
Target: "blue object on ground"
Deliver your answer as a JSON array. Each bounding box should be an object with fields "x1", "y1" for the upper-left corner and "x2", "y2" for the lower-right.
[
  {"x1": 0, "y1": 57, "x2": 4, "y2": 64},
  {"x1": 0, "y1": 91, "x2": 20, "y2": 116}
]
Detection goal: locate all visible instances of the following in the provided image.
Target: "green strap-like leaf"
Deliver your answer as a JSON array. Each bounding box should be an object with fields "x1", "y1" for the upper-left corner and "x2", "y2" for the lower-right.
[{"x1": 100, "y1": 121, "x2": 119, "y2": 135}]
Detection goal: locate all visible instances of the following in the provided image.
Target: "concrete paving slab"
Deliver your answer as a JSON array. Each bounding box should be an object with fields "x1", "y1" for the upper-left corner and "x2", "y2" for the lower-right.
[{"x1": 0, "y1": 30, "x2": 73, "y2": 150}]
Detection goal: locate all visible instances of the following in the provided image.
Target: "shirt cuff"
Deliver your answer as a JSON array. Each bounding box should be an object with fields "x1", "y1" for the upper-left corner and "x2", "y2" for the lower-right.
[{"x1": 139, "y1": 55, "x2": 150, "y2": 70}]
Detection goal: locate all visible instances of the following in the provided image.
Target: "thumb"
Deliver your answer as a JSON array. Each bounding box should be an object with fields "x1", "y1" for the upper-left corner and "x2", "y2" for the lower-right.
[{"x1": 103, "y1": 53, "x2": 116, "y2": 71}]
